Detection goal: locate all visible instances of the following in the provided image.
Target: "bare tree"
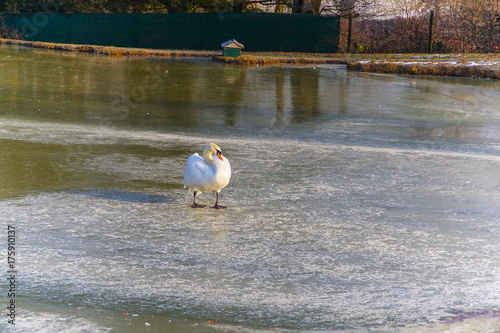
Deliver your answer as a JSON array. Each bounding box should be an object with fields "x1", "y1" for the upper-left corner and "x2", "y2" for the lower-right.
[
  {"x1": 320, "y1": 0, "x2": 379, "y2": 52},
  {"x1": 384, "y1": 0, "x2": 428, "y2": 17},
  {"x1": 443, "y1": 0, "x2": 500, "y2": 52}
]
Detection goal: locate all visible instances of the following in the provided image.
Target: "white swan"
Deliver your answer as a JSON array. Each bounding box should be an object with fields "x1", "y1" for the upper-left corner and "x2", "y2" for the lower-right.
[{"x1": 183, "y1": 143, "x2": 231, "y2": 209}]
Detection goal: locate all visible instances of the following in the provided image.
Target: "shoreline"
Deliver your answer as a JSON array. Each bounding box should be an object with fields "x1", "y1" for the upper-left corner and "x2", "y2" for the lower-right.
[
  {"x1": 347, "y1": 59, "x2": 500, "y2": 80},
  {"x1": 0, "y1": 38, "x2": 349, "y2": 65},
  {"x1": 2, "y1": 38, "x2": 500, "y2": 79},
  {"x1": 0, "y1": 38, "x2": 218, "y2": 58}
]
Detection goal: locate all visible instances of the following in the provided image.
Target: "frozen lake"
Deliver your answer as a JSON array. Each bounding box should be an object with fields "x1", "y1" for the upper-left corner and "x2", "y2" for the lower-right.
[{"x1": 1, "y1": 45, "x2": 500, "y2": 332}]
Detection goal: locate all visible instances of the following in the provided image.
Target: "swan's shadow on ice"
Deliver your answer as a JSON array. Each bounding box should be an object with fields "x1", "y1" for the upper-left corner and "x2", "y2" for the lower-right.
[{"x1": 74, "y1": 190, "x2": 173, "y2": 203}]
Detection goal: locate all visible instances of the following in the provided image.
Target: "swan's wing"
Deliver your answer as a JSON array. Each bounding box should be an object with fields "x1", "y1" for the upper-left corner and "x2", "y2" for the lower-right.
[{"x1": 183, "y1": 153, "x2": 211, "y2": 190}]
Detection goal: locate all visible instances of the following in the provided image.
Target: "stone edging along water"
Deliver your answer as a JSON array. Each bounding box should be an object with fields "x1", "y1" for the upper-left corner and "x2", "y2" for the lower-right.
[{"x1": 2, "y1": 38, "x2": 500, "y2": 79}]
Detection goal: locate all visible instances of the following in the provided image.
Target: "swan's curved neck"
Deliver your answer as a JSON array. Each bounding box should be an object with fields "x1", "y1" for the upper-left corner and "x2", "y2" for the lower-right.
[{"x1": 203, "y1": 151, "x2": 215, "y2": 164}]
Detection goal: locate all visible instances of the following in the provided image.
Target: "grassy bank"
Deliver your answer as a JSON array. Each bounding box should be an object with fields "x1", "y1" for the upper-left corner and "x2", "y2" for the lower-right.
[
  {"x1": 214, "y1": 53, "x2": 500, "y2": 79},
  {"x1": 214, "y1": 54, "x2": 347, "y2": 65},
  {"x1": 347, "y1": 56, "x2": 500, "y2": 80},
  {"x1": 2, "y1": 38, "x2": 500, "y2": 79},
  {"x1": 0, "y1": 38, "x2": 218, "y2": 58},
  {"x1": 0, "y1": 38, "x2": 349, "y2": 64}
]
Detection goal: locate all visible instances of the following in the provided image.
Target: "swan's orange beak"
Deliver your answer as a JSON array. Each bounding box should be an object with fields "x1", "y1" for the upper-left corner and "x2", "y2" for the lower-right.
[{"x1": 216, "y1": 151, "x2": 223, "y2": 161}]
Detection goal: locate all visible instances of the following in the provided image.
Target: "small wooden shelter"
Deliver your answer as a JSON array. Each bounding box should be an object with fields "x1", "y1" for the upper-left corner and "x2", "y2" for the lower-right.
[{"x1": 221, "y1": 39, "x2": 244, "y2": 57}]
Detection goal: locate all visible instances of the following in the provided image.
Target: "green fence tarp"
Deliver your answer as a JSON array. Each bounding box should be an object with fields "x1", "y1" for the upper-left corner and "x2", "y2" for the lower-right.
[{"x1": 4, "y1": 13, "x2": 340, "y2": 53}]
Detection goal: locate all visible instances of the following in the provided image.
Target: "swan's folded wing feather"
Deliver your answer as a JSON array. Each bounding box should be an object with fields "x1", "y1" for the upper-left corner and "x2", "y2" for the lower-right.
[{"x1": 183, "y1": 153, "x2": 211, "y2": 188}]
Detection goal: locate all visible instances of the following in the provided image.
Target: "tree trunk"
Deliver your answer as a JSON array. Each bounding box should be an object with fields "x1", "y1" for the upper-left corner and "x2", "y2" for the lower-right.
[
  {"x1": 292, "y1": 0, "x2": 320, "y2": 14},
  {"x1": 292, "y1": 0, "x2": 303, "y2": 13},
  {"x1": 347, "y1": 12, "x2": 352, "y2": 52},
  {"x1": 427, "y1": 10, "x2": 434, "y2": 53},
  {"x1": 233, "y1": 0, "x2": 246, "y2": 12}
]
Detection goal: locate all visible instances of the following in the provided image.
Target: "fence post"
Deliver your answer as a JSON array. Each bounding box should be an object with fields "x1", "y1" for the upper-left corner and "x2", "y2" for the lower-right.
[
  {"x1": 427, "y1": 10, "x2": 434, "y2": 53},
  {"x1": 347, "y1": 12, "x2": 352, "y2": 53}
]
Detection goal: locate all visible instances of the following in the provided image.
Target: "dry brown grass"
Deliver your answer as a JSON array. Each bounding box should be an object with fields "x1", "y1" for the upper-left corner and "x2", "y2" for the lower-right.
[
  {"x1": 0, "y1": 38, "x2": 218, "y2": 58},
  {"x1": 214, "y1": 54, "x2": 347, "y2": 65},
  {"x1": 347, "y1": 60, "x2": 500, "y2": 79}
]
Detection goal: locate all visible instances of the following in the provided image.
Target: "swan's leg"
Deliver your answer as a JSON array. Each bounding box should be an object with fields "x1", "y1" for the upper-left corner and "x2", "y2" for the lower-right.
[
  {"x1": 212, "y1": 192, "x2": 227, "y2": 209},
  {"x1": 191, "y1": 191, "x2": 206, "y2": 208}
]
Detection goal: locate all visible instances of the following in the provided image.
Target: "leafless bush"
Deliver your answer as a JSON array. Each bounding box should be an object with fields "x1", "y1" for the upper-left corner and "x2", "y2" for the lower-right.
[
  {"x1": 337, "y1": 0, "x2": 500, "y2": 53},
  {"x1": 0, "y1": 16, "x2": 22, "y2": 39}
]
